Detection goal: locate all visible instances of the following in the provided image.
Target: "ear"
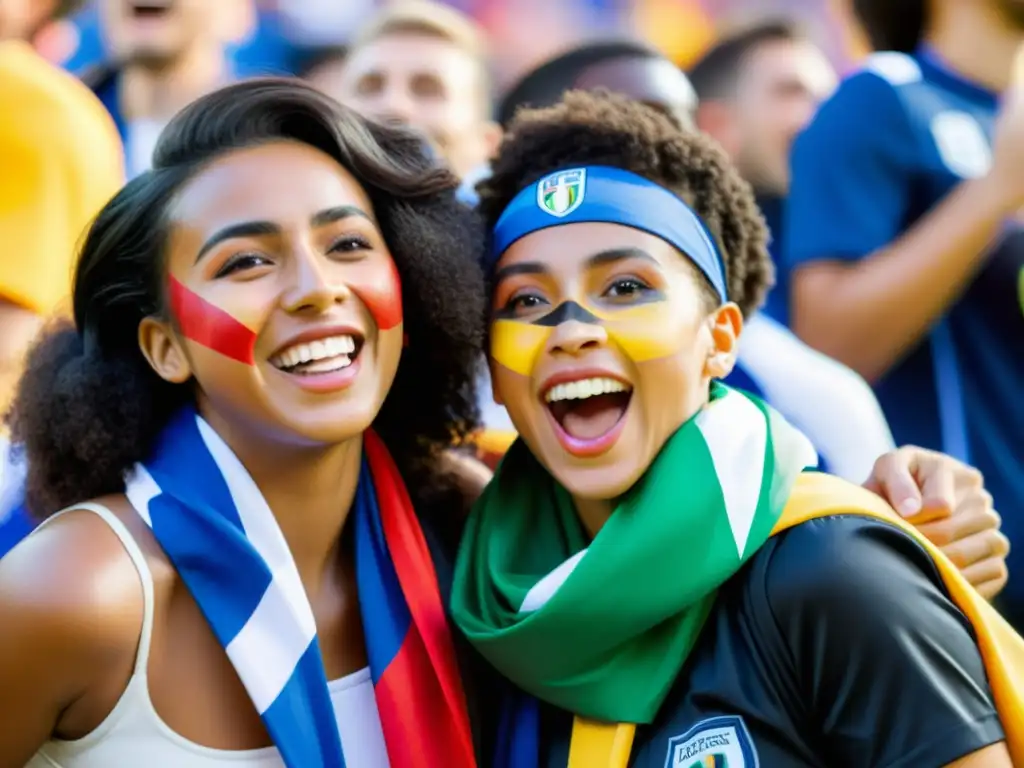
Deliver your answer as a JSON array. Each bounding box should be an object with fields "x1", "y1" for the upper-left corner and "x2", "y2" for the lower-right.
[
  {"x1": 481, "y1": 120, "x2": 503, "y2": 160},
  {"x1": 138, "y1": 315, "x2": 192, "y2": 384},
  {"x1": 694, "y1": 100, "x2": 741, "y2": 158},
  {"x1": 704, "y1": 302, "x2": 743, "y2": 379}
]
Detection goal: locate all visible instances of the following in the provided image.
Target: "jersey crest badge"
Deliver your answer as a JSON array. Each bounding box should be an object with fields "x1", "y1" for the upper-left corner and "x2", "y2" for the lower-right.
[
  {"x1": 664, "y1": 716, "x2": 759, "y2": 768},
  {"x1": 537, "y1": 168, "x2": 586, "y2": 217}
]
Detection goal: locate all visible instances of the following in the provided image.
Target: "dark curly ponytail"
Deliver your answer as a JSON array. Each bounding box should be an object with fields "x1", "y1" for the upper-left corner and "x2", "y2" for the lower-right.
[
  {"x1": 9, "y1": 169, "x2": 194, "y2": 516},
  {"x1": 9, "y1": 78, "x2": 485, "y2": 517}
]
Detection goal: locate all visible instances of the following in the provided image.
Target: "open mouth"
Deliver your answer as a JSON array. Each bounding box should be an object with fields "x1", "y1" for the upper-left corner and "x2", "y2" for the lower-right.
[
  {"x1": 269, "y1": 333, "x2": 364, "y2": 377},
  {"x1": 128, "y1": 0, "x2": 173, "y2": 19},
  {"x1": 543, "y1": 376, "x2": 633, "y2": 457}
]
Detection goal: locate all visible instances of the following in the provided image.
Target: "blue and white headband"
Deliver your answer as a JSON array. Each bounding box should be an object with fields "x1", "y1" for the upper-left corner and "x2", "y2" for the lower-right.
[{"x1": 490, "y1": 165, "x2": 728, "y2": 303}]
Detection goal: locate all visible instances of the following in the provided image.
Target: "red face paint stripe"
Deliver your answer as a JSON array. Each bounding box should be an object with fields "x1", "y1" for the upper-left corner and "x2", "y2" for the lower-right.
[
  {"x1": 351, "y1": 258, "x2": 403, "y2": 331},
  {"x1": 168, "y1": 276, "x2": 257, "y2": 365}
]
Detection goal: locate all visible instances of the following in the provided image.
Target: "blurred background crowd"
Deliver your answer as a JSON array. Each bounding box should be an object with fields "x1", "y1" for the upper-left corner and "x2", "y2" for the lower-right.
[{"x1": 1, "y1": 0, "x2": 1022, "y2": 626}]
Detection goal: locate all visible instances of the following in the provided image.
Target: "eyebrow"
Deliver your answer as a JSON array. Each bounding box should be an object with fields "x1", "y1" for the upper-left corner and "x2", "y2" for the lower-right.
[
  {"x1": 491, "y1": 261, "x2": 550, "y2": 285},
  {"x1": 194, "y1": 205, "x2": 372, "y2": 264},
  {"x1": 585, "y1": 247, "x2": 659, "y2": 269},
  {"x1": 491, "y1": 247, "x2": 659, "y2": 285}
]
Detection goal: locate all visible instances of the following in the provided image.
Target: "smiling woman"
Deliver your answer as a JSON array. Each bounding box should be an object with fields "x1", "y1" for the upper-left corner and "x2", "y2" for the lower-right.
[
  {"x1": 0, "y1": 79, "x2": 487, "y2": 768},
  {"x1": 451, "y1": 91, "x2": 1024, "y2": 768}
]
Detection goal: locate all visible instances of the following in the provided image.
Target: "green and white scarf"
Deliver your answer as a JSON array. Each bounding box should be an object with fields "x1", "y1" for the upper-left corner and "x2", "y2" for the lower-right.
[{"x1": 450, "y1": 383, "x2": 817, "y2": 723}]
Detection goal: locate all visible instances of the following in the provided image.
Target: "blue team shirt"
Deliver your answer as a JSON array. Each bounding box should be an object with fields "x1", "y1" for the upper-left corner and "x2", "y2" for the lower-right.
[
  {"x1": 755, "y1": 194, "x2": 789, "y2": 326},
  {"x1": 785, "y1": 48, "x2": 1024, "y2": 617}
]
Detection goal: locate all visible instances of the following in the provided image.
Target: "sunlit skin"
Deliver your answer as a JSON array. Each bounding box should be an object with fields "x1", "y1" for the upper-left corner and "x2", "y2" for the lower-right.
[
  {"x1": 489, "y1": 221, "x2": 742, "y2": 513},
  {"x1": 138, "y1": 141, "x2": 404, "y2": 450},
  {"x1": 98, "y1": 0, "x2": 251, "y2": 67},
  {"x1": 327, "y1": 32, "x2": 500, "y2": 178},
  {"x1": 100, "y1": 0, "x2": 208, "y2": 64},
  {"x1": 733, "y1": 39, "x2": 834, "y2": 194}
]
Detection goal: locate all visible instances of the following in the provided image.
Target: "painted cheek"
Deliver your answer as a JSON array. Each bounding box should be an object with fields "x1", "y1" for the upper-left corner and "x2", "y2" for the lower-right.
[
  {"x1": 349, "y1": 258, "x2": 403, "y2": 331},
  {"x1": 168, "y1": 276, "x2": 257, "y2": 365},
  {"x1": 595, "y1": 303, "x2": 683, "y2": 363},
  {"x1": 490, "y1": 320, "x2": 551, "y2": 376}
]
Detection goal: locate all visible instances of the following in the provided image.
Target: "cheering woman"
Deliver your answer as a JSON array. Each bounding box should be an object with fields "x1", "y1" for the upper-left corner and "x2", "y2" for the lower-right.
[
  {"x1": 451, "y1": 91, "x2": 1024, "y2": 767},
  {"x1": 0, "y1": 80, "x2": 487, "y2": 767}
]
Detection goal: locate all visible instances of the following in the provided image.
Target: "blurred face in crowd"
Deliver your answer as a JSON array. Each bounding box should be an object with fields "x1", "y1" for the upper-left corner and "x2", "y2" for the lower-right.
[
  {"x1": 0, "y1": 0, "x2": 57, "y2": 41},
  {"x1": 99, "y1": 0, "x2": 247, "y2": 68},
  {"x1": 700, "y1": 38, "x2": 836, "y2": 195},
  {"x1": 321, "y1": 31, "x2": 500, "y2": 178},
  {"x1": 574, "y1": 55, "x2": 698, "y2": 129}
]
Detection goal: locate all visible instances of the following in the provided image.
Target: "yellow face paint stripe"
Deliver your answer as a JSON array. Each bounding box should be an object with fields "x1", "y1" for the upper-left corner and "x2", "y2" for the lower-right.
[
  {"x1": 490, "y1": 319, "x2": 552, "y2": 376},
  {"x1": 601, "y1": 303, "x2": 682, "y2": 363}
]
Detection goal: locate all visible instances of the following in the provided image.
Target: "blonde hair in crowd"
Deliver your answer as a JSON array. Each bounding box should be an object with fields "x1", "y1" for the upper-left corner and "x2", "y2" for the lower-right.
[{"x1": 351, "y1": 0, "x2": 492, "y2": 98}]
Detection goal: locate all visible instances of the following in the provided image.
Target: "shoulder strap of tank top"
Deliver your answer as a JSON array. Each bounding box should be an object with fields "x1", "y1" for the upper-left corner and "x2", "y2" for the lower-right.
[{"x1": 35, "y1": 502, "x2": 156, "y2": 676}]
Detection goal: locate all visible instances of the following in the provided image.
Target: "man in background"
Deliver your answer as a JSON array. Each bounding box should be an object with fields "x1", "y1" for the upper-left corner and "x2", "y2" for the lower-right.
[
  {"x1": 497, "y1": 39, "x2": 698, "y2": 130},
  {"x1": 0, "y1": 39, "x2": 124, "y2": 552},
  {"x1": 688, "y1": 20, "x2": 836, "y2": 325},
  {"x1": 306, "y1": 0, "x2": 500, "y2": 179},
  {"x1": 85, "y1": 0, "x2": 253, "y2": 177},
  {"x1": 784, "y1": 0, "x2": 1024, "y2": 627}
]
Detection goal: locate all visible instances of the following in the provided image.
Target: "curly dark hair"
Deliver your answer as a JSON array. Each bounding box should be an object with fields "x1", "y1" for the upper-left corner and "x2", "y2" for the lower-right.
[
  {"x1": 851, "y1": 0, "x2": 928, "y2": 53},
  {"x1": 477, "y1": 90, "x2": 773, "y2": 318},
  {"x1": 8, "y1": 78, "x2": 486, "y2": 517}
]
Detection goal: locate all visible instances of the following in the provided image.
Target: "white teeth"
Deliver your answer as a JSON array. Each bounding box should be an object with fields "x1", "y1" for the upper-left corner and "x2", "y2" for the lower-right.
[
  {"x1": 293, "y1": 356, "x2": 352, "y2": 373},
  {"x1": 271, "y1": 334, "x2": 356, "y2": 370},
  {"x1": 544, "y1": 377, "x2": 630, "y2": 403}
]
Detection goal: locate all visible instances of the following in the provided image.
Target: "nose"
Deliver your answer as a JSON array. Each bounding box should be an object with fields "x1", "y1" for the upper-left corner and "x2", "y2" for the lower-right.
[
  {"x1": 547, "y1": 320, "x2": 608, "y2": 357},
  {"x1": 281, "y1": 249, "x2": 350, "y2": 315},
  {"x1": 371, "y1": 85, "x2": 417, "y2": 127}
]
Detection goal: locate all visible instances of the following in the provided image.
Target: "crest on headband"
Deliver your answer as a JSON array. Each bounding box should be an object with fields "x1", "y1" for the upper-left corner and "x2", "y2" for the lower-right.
[{"x1": 537, "y1": 168, "x2": 586, "y2": 218}]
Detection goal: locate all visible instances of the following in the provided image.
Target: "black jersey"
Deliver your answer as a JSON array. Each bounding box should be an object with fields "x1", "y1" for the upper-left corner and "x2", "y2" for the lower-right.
[{"x1": 534, "y1": 515, "x2": 1004, "y2": 767}]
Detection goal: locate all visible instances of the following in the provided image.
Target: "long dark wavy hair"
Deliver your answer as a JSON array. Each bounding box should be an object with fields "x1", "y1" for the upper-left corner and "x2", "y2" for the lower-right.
[{"x1": 8, "y1": 78, "x2": 487, "y2": 518}]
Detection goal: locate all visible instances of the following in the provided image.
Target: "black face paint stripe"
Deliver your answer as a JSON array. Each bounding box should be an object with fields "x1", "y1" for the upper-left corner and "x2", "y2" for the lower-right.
[{"x1": 533, "y1": 301, "x2": 600, "y2": 327}]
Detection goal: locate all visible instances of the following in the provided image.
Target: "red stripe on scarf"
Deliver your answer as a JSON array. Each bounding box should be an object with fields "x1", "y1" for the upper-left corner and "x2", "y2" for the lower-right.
[{"x1": 364, "y1": 431, "x2": 477, "y2": 767}]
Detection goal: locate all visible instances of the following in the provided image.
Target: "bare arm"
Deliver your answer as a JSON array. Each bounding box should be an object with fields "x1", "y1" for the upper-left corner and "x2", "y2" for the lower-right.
[
  {"x1": 791, "y1": 176, "x2": 1013, "y2": 381},
  {"x1": 0, "y1": 510, "x2": 143, "y2": 767},
  {"x1": 944, "y1": 742, "x2": 1013, "y2": 767}
]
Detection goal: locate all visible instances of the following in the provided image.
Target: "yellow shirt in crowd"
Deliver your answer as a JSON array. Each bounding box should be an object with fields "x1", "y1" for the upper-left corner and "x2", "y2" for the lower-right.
[{"x1": 0, "y1": 40, "x2": 124, "y2": 317}]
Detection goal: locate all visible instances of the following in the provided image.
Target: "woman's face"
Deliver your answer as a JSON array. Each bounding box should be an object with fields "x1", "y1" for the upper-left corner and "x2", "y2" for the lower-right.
[
  {"x1": 489, "y1": 221, "x2": 741, "y2": 500},
  {"x1": 141, "y1": 141, "x2": 404, "y2": 446}
]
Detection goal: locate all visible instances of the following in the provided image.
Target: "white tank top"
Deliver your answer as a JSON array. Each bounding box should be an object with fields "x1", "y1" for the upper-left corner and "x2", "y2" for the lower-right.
[{"x1": 25, "y1": 503, "x2": 391, "y2": 768}]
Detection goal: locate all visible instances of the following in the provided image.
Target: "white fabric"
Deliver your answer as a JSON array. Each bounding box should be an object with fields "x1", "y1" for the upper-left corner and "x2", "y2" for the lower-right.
[
  {"x1": 124, "y1": 119, "x2": 165, "y2": 179},
  {"x1": 0, "y1": 435, "x2": 25, "y2": 523},
  {"x1": 24, "y1": 503, "x2": 389, "y2": 768},
  {"x1": 518, "y1": 389, "x2": 815, "y2": 613},
  {"x1": 737, "y1": 313, "x2": 895, "y2": 483},
  {"x1": 124, "y1": 416, "x2": 318, "y2": 716}
]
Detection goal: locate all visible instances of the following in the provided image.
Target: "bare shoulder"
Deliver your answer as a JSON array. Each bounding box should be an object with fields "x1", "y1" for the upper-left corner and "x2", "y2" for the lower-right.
[
  {"x1": 0, "y1": 494, "x2": 170, "y2": 661},
  {"x1": 0, "y1": 495, "x2": 171, "y2": 761}
]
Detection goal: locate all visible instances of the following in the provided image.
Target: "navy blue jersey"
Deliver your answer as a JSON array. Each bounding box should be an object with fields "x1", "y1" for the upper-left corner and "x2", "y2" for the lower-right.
[
  {"x1": 785, "y1": 49, "x2": 1024, "y2": 618},
  {"x1": 755, "y1": 194, "x2": 789, "y2": 326},
  {"x1": 533, "y1": 515, "x2": 1003, "y2": 766}
]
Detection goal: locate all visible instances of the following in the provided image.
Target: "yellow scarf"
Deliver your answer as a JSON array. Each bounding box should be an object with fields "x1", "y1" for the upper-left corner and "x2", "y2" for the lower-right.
[{"x1": 568, "y1": 472, "x2": 1024, "y2": 766}]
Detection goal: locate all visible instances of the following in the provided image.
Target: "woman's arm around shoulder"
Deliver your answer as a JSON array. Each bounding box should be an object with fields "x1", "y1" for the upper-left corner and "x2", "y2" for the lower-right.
[
  {"x1": 760, "y1": 514, "x2": 1010, "y2": 768},
  {"x1": 0, "y1": 506, "x2": 146, "y2": 767}
]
